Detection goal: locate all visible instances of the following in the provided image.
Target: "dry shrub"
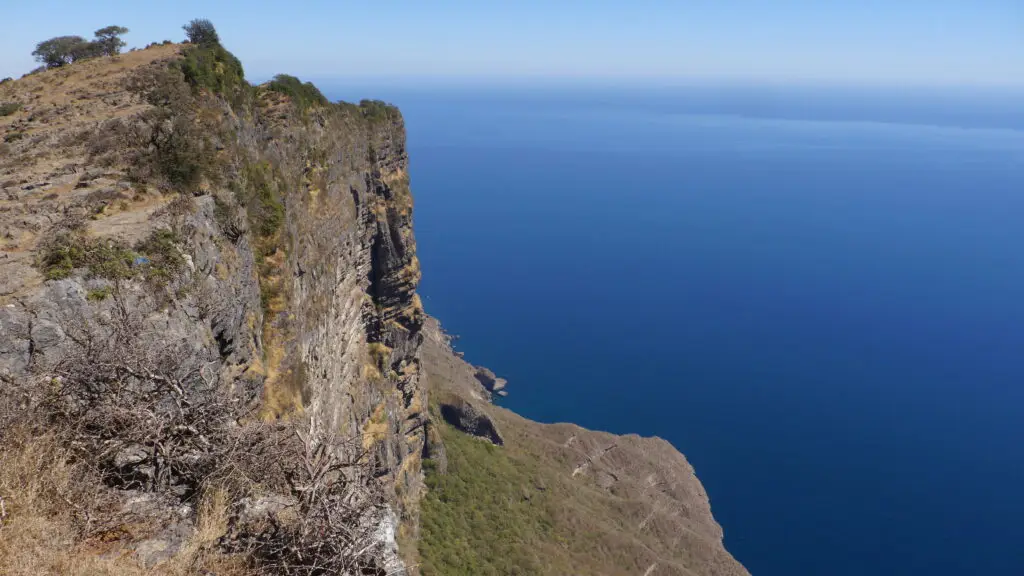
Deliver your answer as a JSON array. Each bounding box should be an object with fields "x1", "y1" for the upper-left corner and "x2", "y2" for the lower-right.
[
  {"x1": 225, "y1": 426, "x2": 389, "y2": 576},
  {"x1": 87, "y1": 117, "x2": 141, "y2": 167},
  {"x1": 0, "y1": 378, "x2": 249, "y2": 576},
  {"x1": 0, "y1": 294, "x2": 393, "y2": 575},
  {"x1": 48, "y1": 302, "x2": 239, "y2": 494}
]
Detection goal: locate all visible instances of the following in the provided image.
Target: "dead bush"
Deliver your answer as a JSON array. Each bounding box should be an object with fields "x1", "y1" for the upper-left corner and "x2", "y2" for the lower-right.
[
  {"x1": 225, "y1": 424, "x2": 390, "y2": 576},
  {"x1": 47, "y1": 303, "x2": 237, "y2": 494},
  {"x1": 3, "y1": 260, "x2": 392, "y2": 572}
]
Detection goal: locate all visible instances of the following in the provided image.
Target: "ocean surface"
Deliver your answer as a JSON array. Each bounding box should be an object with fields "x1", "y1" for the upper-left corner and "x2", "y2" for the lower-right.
[{"x1": 325, "y1": 82, "x2": 1024, "y2": 575}]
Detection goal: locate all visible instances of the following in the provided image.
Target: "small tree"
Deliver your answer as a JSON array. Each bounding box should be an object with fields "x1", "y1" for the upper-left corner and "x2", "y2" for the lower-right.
[
  {"x1": 183, "y1": 19, "x2": 220, "y2": 46},
  {"x1": 94, "y1": 25, "x2": 129, "y2": 56},
  {"x1": 32, "y1": 35, "x2": 89, "y2": 68}
]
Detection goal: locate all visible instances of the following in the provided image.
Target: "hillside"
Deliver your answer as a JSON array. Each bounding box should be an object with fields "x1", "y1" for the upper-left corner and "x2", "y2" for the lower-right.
[
  {"x1": 415, "y1": 319, "x2": 748, "y2": 576},
  {"x1": 0, "y1": 29, "x2": 747, "y2": 576}
]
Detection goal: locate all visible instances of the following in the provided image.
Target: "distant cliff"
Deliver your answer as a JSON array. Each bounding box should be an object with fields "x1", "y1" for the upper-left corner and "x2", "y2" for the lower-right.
[{"x1": 0, "y1": 37, "x2": 746, "y2": 576}]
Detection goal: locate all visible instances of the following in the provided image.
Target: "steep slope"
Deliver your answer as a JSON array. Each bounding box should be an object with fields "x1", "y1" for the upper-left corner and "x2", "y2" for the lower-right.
[
  {"x1": 417, "y1": 319, "x2": 749, "y2": 576},
  {"x1": 0, "y1": 37, "x2": 747, "y2": 576},
  {"x1": 1, "y1": 41, "x2": 424, "y2": 573}
]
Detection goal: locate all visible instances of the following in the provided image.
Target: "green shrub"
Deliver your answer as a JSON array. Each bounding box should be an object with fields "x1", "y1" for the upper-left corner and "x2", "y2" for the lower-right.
[
  {"x1": 124, "y1": 66, "x2": 216, "y2": 189},
  {"x1": 153, "y1": 113, "x2": 212, "y2": 187},
  {"x1": 358, "y1": 99, "x2": 398, "y2": 122},
  {"x1": 39, "y1": 231, "x2": 88, "y2": 280},
  {"x1": 237, "y1": 160, "x2": 284, "y2": 238},
  {"x1": 182, "y1": 19, "x2": 220, "y2": 46},
  {"x1": 175, "y1": 43, "x2": 245, "y2": 97},
  {"x1": 86, "y1": 286, "x2": 112, "y2": 301},
  {"x1": 38, "y1": 229, "x2": 184, "y2": 286},
  {"x1": 84, "y1": 239, "x2": 135, "y2": 280},
  {"x1": 265, "y1": 74, "x2": 327, "y2": 111},
  {"x1": 134, "y1": 228, "x2": 185, "y2": 285},
  {"x1": 4, "y1": 131, "x2": 25, "y2": 143},
  {"x1": 0, "y1": 102, "x2": 21, "y2": 116}
]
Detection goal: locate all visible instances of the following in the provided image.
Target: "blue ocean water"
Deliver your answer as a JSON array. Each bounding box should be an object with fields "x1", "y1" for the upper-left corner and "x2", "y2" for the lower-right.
[{"x1": 328, "y1": 83, "x2": 1024, "y2": 575}]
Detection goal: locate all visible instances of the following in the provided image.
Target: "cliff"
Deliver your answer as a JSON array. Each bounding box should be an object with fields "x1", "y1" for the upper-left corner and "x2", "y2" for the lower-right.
[{"x1": 0, "y1": 40, "x2": 746, "y2": 576}]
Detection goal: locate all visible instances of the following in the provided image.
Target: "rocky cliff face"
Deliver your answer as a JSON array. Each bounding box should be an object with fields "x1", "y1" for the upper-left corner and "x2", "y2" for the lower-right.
[
  {"x1": 0, "y1": 42, "x2": 745, "y2": 576},
  {"x1": 0, "y1": 44, "x2": 426, "y2": 571}
]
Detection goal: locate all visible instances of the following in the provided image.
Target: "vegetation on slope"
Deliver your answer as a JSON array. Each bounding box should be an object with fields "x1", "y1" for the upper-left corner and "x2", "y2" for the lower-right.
[
  {"x1": 416, "y1": 379, "x2": 741, "y2": 576},
  {"x1": 265, "y1": 74, "x2": 327, "y2": 111},
  {"x1": 420, "y1": 421, "x2": 557, "y2": 576},
  {"x1": 175, "y1": 42, "x2": 246, "y2": 99},
  {"x1": 39, "y1": 225, "x2": 184, "y2": 287}
]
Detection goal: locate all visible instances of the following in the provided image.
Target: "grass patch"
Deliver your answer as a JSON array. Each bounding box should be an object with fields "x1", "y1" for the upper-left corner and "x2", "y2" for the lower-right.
[
  {"x1": 0, "y1": 429, "x2": 251, "y2": 575},
  {"x1": 232, "y1": 159, "x2": 287, "y2": 318},
  {"x1": 0, "y1": 101, "x2": 21, "y2": 116},
  {"x1": 420, "y1": 420, "x2": 556, "y2": 576},
  {"x1": 259, "y1": 276, "x2": 282, "y2": 312},
  {"x1": 368, "y1": 342, "x2": 392, "y2": 365},
  {"x1": 175, "y1": 43, "x2": 246, "y2": 98}
]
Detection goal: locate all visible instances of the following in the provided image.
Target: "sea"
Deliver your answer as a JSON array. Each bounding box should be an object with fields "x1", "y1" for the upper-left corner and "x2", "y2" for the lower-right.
[{"x1": 324, "y1": 81, "x2": 1024, "y2": 575}]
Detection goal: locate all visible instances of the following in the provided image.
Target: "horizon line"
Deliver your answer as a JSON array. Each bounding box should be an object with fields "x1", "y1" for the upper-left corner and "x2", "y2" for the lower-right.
[{"x1": 254, "y1": 72, "x2": 1024, "y2": 93}]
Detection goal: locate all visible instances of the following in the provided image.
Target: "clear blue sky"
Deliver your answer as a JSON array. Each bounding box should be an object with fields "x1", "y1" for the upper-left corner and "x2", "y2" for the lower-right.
[{"x1": 1, "y1": 1, "x2": 1021, "y2": 87}]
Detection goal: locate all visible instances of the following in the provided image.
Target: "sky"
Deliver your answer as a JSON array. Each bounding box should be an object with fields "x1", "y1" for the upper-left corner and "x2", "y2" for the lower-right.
[{"x1": 1, "y1": 1, "x2": 1022, "y2": 87}]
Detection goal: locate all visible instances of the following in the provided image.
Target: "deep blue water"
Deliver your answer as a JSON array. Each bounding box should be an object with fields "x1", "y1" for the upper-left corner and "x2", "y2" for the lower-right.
[{"x1": 327, "y1": 84, "x2": 1024, "y2": 575}]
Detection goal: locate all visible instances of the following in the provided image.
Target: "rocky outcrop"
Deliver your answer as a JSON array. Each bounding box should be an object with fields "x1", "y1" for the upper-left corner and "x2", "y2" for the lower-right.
[
  {"x1": 473, "y1": 366, "x2": 508, "y2": 396},
  {"x1": 438, "y1": 397, "x2": 504, "y2": 445}
]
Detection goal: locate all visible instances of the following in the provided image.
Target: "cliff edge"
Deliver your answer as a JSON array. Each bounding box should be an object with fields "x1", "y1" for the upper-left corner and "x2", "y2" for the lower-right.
[{"x1": 0, "y1": 35, "x2": 746, "y2": 576}]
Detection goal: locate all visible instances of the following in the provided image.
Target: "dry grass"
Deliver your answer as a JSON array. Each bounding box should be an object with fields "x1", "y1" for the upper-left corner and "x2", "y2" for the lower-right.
[
  {"x1": 361, "y1": 403, "x2": 390, "y2": 450},
  {"x1": 0, "y1": 43, "x2": 184, "y2": 302},
  {"x1": 368, "y1": 342, "x2": 392, "y2": 366},
  {"x1": 0, "y1": 429, "x2": 249, "y2": 576},
  {"x1": 258, "y1": 333, "x2": 304, "y2": 420}
]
